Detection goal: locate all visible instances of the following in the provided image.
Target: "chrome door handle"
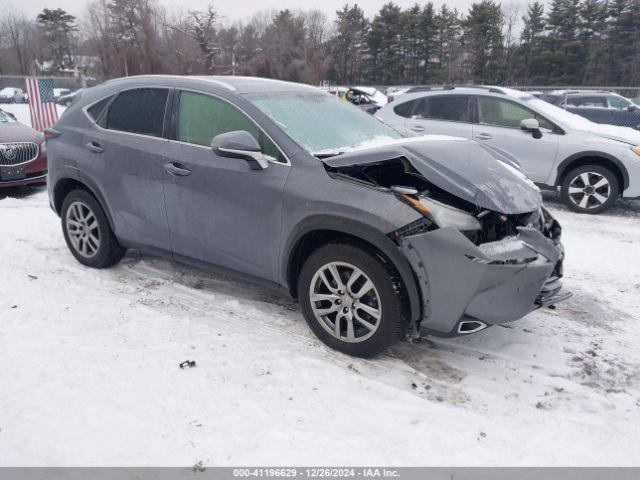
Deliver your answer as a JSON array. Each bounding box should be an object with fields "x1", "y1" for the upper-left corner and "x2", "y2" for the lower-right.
[
  {"x1": 474, "y1": 133, "x2": 492, "y2": 140},
  {"x1": 410, "y1": 125, "x2": 425, "y2": 132},
  {"x1": 86, "y1": 141, "x2": 104, "y2": 153},
  {"x1": 164, "y1": 162, "x2": 192, "y2": 177}
]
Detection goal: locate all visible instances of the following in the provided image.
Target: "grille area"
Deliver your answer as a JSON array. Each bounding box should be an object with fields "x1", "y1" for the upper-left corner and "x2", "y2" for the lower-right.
[{"x1": 0, "y1": 142, "x2": 39, "y2": 166}]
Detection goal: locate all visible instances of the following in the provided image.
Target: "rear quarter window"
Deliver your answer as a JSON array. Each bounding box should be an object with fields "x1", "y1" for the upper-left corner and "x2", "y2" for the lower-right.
[{"x1": 86, "y1": 95, "x2": 114, "y2": 122}]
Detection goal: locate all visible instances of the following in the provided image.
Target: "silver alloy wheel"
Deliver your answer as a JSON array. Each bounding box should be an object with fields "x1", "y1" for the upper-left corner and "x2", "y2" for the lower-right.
[
  {"x1": 66, "y1": 201, "x2": 100, "y2": 258},
  {"x1": 309, "y1": 261, "x2": 382, "y2": 343},
  {"x1": 568, "y1": 171, "x2": 611, "y2": 210}
]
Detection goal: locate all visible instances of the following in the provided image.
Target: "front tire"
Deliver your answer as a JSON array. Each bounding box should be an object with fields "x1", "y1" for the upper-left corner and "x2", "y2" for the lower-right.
[
  {"x1": 298, "y1": 243, "x2": 408, "y2": 358},
  {"x1": 61, "y1": 189, "x2": 126, "y2": 268},
  {"x1": 561, "y1": 165, "x2": 619, "y2": 214}
]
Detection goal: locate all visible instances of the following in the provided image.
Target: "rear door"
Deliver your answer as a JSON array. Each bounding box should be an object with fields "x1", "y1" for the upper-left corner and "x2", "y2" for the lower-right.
[
  {"x1": 162, "y1": 90, "x2": 290, "y2": 282},
  {"x1": 86, "y1": 87, "x2": 171, "y2": 250},
  {"x1": 404, "y1": 94, "x2": 473, "y2": 138},
  {"x1": 471, "y1": 96, "x2": 559, "y2": 182}
]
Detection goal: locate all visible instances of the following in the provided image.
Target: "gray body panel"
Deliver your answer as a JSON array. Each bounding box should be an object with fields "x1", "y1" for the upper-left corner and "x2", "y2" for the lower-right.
[
  {"x1": 162, "y1": 141, "x2": 290, "y2": 281},
  {"x1": 47, "y1": 75, "x2": 568, "y2": 337},
  {"x1": 403, "y1": 226, "x2": 562, "y2": 335}
]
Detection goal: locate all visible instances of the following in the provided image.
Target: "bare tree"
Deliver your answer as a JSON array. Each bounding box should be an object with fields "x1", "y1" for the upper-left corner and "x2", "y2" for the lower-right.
[
  {"x1": 164, "y1": 3, "x2": 218, "y2": 73},
  {"x1": 0, "y1": 6, "x2": 37, "y2": 75},
  {"x1": 502, "y1": 3, "x2": 520, "y2": 83},
  {"x1": 303, "y1": 10, "x2": 330, "y2": 84}
]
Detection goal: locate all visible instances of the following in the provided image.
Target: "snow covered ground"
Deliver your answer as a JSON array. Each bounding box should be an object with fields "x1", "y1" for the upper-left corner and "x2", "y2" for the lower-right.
[{"x1": 1, "y1": 108, "x2": 640, "y2": 466}]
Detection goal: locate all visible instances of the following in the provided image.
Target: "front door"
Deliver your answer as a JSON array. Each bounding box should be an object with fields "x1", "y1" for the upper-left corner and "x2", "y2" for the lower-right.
[
  {"x1": 472, "y1": 96, "x2": 559, "y2": 182},
  {"x1": 162, "y1": 90, "x2": 290, "y2": 282}
]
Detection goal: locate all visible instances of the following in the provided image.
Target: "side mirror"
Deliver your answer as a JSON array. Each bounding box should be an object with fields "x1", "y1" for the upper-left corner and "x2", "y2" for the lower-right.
[
  {"x1": 627, "y1": 104, "x2": 639, "y2": 112},
  {"x1": 211, "y1": 130, "x2": 268, "y2": 170},
  {"x1": 520, "y1": 118, "x2": 542, "y2": 139}
]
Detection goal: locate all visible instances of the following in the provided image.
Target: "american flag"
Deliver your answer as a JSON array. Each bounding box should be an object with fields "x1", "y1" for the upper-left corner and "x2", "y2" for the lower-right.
[{"x1": 26, "y1": 77, "x2": 59, "y2": 131}]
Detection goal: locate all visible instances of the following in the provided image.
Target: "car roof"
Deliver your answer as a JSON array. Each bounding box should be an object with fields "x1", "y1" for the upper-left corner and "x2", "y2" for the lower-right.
[
  {"x1": 548, "y1": 89, "x2": 613, "y2": 96},
  {"x1": 391, "y1": 85, "x2": 534, "y2": 103},
  {"x1": 103, "y1": 75, "x2": 320, "y2": 95}
]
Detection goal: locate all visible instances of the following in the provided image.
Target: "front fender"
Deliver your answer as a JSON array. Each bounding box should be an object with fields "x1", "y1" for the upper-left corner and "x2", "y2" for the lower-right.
[{"x1": 281, "y1": 214, "x2": 424, "y2": 323}]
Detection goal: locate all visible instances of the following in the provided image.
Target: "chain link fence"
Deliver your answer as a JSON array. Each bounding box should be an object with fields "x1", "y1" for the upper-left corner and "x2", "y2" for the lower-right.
[
  {"x1": 0, "y1": 75, "x2": 92, "y2": 105},
  {"x1": 0, "y1": 75, "x2": 84, "y2": 127},
  {"x1": 512, "y1": 85, "x2": 640, "y2": 99}
]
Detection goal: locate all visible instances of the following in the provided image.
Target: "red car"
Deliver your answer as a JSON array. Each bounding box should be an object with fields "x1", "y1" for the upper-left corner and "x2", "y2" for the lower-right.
[{"x1": 0, "y1": 108, "x2": 47, "y2": 187}]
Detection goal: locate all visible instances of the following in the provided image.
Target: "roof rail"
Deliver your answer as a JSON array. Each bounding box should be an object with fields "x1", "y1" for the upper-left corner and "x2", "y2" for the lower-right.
[{"x1": 441, "y1": 84, "x2": 507, "y2": 94}]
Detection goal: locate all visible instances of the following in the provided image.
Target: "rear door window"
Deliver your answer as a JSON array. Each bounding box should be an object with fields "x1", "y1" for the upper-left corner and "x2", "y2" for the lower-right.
[
  {"x1": 566, "y1": 96, "x2": 607, "y2": 108},
  {"x1": 177, "y1": 90, "x2": 281, "y2": 160},
  {"x1": 414, "y1": 95, "x2": 471, "y2": 122},
  {"x1": 106, "y1": 88, "x2": 169, "y2": 137}
]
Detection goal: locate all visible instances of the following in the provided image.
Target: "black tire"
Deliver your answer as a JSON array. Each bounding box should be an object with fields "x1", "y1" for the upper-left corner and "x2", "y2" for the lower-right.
[
  {"x1": 298, "y1": 242, "x2": 409, "y2": 358},
  {"x1": 61, "y1": 189, "x2": 126, "y2": 268},
  {"x1": 560, "y1": 164, "x2": 619, "y2": 214}
]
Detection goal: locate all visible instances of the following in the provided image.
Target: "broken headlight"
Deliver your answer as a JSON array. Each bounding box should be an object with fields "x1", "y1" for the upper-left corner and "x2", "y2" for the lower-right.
[{"x1": 404, "y1": 195, "x2": 481, "y2": 231}]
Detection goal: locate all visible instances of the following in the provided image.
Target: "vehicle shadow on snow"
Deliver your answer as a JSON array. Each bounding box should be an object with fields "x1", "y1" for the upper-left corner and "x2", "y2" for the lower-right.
[
  {"x1": 0, "y1": 184, "x2": 46, "y2": 201},
  {"x1": 542, "y1": 190, "x2": 640, "y2": 217}
]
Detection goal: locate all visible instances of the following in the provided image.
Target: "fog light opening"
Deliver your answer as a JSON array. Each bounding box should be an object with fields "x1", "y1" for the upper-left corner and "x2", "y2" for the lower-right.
[{"x1": 457, "y1": 320, "x2": 487, "y2": 334}]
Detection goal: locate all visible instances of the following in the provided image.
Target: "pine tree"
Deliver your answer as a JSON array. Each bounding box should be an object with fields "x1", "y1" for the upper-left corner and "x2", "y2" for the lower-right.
[
  {"x1": 36, "y1": 8, "x2": 77, "y2": 71},
  {"x1": 520, "y1": 1, "x2": 545, "y2": 83},
  {"x1": 331, "y1": 4, "x2": 368, "y2": 84},
  {"x1": 433, "y1": 5, "x2": 461, "y2": 83},
  {"x1": 462, "y1": 0, "x2": 504, "y2": 84},
  {"x1": 539, "y1": 0, "x2": 582, "y2": 83},
  {"x1": 580, "y1": 0, "x2": 608, "y2": 83},
  {"x1": 366, "y1": 2, "x2": 405, "y2": 84}
]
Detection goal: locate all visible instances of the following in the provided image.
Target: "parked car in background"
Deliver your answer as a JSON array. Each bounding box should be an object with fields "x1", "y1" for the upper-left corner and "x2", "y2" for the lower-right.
[
  {"x1": 53, "y1": 88, "x2": 72, "y2": 101},
  {"x1": 343, "y1": 86, "x2": 387, "y2": 114},
  {"x1": 377, "y1": 86, "x2": 640, "y2": 213},
  {"x1": 0, "y1": 87, "x2": 26, "y2": 104},
  {"x1": 387, "y1": 86, "x2": 434, "y2": 103},
  {"x1": 57, "y1": 89, "x2": 84, "y2": 106},
  {"x1": 324, "y1": 86, "x2": 385, "y2": 113},
  {"x1": 542, "y1": 90, "x2": 640, "y2": 130},
  {"x1": 0, "y1": 108, "x2": 47, "y2": 188},
  {"x1": 46, "y1": 75, "x2": 568, "y2": 357}
]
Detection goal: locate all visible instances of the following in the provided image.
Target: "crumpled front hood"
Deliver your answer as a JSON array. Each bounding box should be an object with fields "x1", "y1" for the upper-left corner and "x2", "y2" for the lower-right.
[{"x1": 323, "y1": 137, "x2": 542, "y2": 215}]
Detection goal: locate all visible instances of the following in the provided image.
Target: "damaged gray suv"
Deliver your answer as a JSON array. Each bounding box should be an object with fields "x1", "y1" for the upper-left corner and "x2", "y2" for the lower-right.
[{"x1": 47, "y1": 76, "x2": 570, "y2": 357}]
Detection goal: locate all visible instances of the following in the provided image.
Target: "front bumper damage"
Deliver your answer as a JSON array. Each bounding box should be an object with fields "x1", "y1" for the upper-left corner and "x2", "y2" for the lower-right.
[{"x1": 400, "y1": 226, "x2": 571, "y2": 337}]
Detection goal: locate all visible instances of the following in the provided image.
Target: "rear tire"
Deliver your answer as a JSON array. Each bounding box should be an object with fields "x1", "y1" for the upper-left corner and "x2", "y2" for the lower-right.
[
  {"x1": 561, "y1": 164, "x2": 619, "y2": 214},
  {"x1": 298, "y1": 242, "x2": 409, "y2": 358},
  {"x1": 61, "y1": 189, "x2": 126, "y2": 268}
]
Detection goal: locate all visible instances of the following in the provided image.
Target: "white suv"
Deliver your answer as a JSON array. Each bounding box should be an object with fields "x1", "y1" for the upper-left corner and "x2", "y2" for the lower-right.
[{"x1": 377, "y1": 86, "x2": 640, "y2": 213}]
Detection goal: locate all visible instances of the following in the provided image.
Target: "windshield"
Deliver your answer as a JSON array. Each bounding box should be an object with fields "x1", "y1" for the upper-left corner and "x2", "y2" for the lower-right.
[
  {"x1": 246, "y1": 92, "x2": 401, "y2": 154},
  {"x1": 523, "y1": 97, "x2": 595, "y2": 129}
]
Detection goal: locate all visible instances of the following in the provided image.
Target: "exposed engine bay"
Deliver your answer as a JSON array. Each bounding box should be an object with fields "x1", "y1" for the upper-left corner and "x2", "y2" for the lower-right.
[{"x1": 324, "y1": 156, "x2": 562, "y2": 247}]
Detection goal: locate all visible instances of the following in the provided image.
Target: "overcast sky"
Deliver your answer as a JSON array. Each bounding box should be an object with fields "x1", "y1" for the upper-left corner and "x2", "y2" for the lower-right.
[{"x1": 8, "y1": 0, "x2": 531, "y2": 24}]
